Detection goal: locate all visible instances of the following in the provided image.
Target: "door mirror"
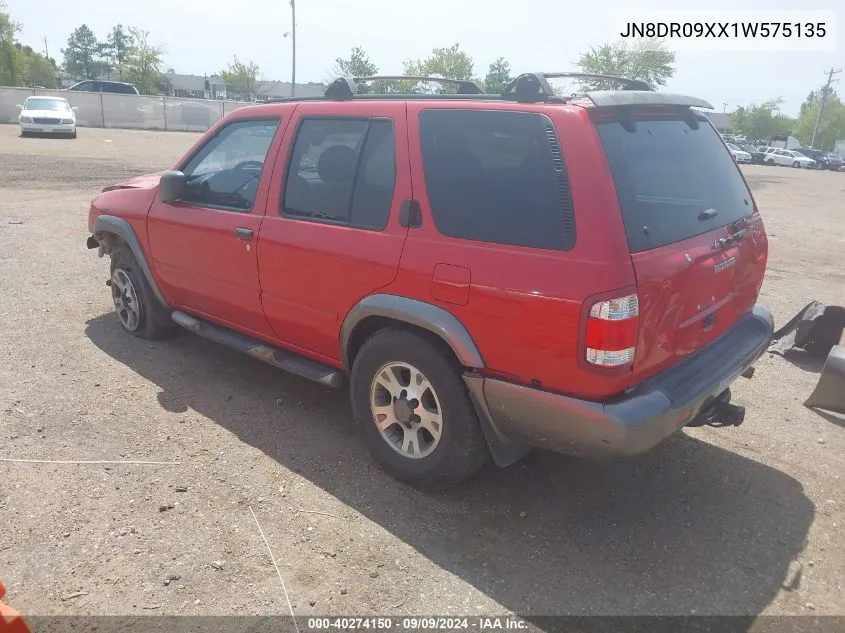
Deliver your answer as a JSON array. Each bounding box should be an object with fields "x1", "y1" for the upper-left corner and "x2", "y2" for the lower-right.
[
  {"x1": 16, "y1": 104, "x2": 22, "y2": 110},
  {"x1": 72, "y1": 106, "x2": 79, "y2": 112},
  {"x1": 159, "y1": 170, "x2": 187, "y2": 203}
]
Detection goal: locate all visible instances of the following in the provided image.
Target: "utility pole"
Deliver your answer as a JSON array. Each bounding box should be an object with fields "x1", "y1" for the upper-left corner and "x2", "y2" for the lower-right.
[
  {"x1": 722, "y1": 102, "x2": 728, "y2": 113},
  {"x1": 290, "y1": 0, "x2": 296, "y2": 97},
  {"x1": 810, "y1": 67, "x2": 842, "y2": 148},
  {"x1": 43, "y1": 37, "x2": 49, "y2": 60}
]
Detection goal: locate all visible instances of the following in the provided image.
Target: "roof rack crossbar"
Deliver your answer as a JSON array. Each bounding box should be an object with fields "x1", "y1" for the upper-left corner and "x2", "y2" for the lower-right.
[{"x1": 353, "y1": 75, "x2": 485, "y2": 95}]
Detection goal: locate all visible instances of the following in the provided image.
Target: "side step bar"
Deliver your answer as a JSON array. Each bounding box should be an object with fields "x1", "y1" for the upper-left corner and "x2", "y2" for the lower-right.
[{"x1": 171, "y1": 311, "x2": 345, "y2": 389}]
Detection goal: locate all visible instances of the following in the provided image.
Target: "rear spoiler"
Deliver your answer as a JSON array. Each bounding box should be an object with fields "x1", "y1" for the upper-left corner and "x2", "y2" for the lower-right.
[{"x1": 586, "y1": 91, "x2": 714, "y2": 110}]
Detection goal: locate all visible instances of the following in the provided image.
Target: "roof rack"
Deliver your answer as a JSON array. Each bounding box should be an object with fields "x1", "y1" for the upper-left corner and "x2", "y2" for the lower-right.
[
  {"x1": 323, "y1": 75, "x2": 485, "y2": 99},
  {"x1": 501, "y1": 72, "x2": 653, "y2": 102}
]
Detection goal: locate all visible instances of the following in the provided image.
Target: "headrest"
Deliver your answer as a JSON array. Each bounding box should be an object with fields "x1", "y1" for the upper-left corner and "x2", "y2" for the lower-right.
[{"x1": 317, "y1": 145, "x2": 357, "y2": 183}]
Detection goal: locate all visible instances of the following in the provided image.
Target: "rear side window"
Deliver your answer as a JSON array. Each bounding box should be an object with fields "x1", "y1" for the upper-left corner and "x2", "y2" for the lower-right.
[
  {"x1": 597, "y1": 116, "x2": 754, "y2": 252},
  {"x1": 419, "y1": 109, "x2": 575, "y2": 251},
  {"x1": 283, "y1": 118, "x2": 396, "y2": 230}
]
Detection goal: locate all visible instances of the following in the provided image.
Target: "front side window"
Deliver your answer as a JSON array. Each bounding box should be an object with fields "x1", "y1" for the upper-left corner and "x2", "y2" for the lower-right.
[
  {"x1": 418, "y1": 109, "x2": 575, "y2": 251},
  {"x1": 283, "y1": 118, "x2": 396, "y2": 230},
  {"x1": 180, "y1": 118, "x2": 280, "y2": 211}
]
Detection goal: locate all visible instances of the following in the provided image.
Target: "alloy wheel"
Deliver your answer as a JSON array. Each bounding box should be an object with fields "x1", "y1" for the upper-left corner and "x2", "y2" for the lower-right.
[{"x1": 369, "y1": 361, "x2": 443, "y2": 459}]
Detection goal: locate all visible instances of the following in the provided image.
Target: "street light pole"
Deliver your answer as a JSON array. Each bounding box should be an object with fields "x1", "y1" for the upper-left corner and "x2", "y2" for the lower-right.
[
  {"x1": 810, "y1": 67, "x2": 841, "y2": 148},
  {"x1": 290, "y1": 0, "x2": 296, "y2": 97}
]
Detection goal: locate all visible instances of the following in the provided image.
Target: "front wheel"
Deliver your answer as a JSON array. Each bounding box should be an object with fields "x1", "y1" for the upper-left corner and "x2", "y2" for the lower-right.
[
  {"x1": 350, "y1": 329, "x2": 489, "y2": 489},
  {"x1": 109, "y1": 247, "x2": 177, "y2": 340}
]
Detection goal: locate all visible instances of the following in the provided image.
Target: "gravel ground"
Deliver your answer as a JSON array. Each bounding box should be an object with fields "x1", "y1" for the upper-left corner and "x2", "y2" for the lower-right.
[{"x1": 1, "y1": 124, "x2": 844, "y2": 623}]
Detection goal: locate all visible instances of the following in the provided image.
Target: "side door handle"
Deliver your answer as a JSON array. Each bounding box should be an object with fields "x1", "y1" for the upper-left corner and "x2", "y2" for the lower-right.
[{"x1": 234, "y1": 227, "x2": 254, "y2": 240}]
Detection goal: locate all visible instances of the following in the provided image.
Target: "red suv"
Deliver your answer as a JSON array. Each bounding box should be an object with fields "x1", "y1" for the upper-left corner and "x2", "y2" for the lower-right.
[{"x1": 87, "y1": 73, "x2": 773, "y2": 488}]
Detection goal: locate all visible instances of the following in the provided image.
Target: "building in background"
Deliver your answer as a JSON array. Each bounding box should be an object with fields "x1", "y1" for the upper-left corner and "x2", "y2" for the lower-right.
[
  {"x1": 702, "y1": 112, "x2": 733, "y2": 134},
  {"x1": 255, "y1": 81, "x2": 325, "y2": 101}
]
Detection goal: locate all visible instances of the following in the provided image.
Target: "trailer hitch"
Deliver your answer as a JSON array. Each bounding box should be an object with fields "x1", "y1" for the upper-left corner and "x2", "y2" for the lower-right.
[{"x1": 686, "y1": 389, "x2": 746, "y2": 428}]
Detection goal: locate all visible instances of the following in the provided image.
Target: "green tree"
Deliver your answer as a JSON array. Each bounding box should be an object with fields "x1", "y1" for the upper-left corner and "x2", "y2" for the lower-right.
[
  {"x1": 62, "y1": 24, "x2": 105, "y2": 79},
  {"x1": 102, "y1": 24, "x2": 134, "y2": 78},
  {"x1": 402, "y1": 43, "x2": 475, "y2": 93},
  {"x1": 119, "y1": 28, "x2": 165, "y2": 95},
  {"x1": 0, "y1": 1, "x2": 22, "y2": 85},
  {"x1": 792, "y1": 90, "x2": 845, "y2": 149},
  {"x1": 220, "y1": 56, "x2": 260, "y2": 100},
  {"x1": 576, "y1": 38, "x2": 676, "y2": 89},
  {"x1": 405, "y1": 43, "x2": 474, "y2": 80},
  {"x1": 17, "y1": 44, "x2": 57, "y2": 87},
  {"x1": 731, "y1": 98, "x2": 795, "y2": 141},
  {"x1": 484, "y1": 57, "x2": 512, "y2": 94},
  {"x1": 333, "y1": 46, "x2": 377, "y2": 78}
]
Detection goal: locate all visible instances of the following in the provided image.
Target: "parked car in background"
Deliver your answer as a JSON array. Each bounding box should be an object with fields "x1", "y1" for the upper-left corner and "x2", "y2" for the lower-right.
[
  {"x1": 17, "y1": 96, "x2": 77, "y2": 138},
  {"x1": 85, "y1": 73, "x2": 773, "y2": 488},
  {"x1": 66, "y1": 80, "x2": 140, "y2": 95},
  {"x1": 797, "y1": 148, "x2": 843, "y2": 171},
  {"x1": 765, "y1": 148, "x2": 816, "y2": 168},
  {"x1": 725, "y1": 142, "x2": 752, "y2": 163},
  {"x1": 737, "y1": 143, "x2": 766, "y2": 164}
]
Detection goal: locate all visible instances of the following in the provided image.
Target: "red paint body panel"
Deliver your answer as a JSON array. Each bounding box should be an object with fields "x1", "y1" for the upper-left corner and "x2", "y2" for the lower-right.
[
  {"x1": 431, "y1": 264, "x2": 471, "y2": 306},
  {"x1": 87, "y1": 96, "x2": 769, "y2": 405},
  {"x1": 390, "y1": 103, "x2": 637, "y2": 398},
  {"x1": 258, "y1": 101, "x2": 412, "y2": 360},
  {"x1": 630, "y1": 213, "x2": 767, "y2": 381},
  {"x1": 145, "y1": 112, "x2": 291, "y2": 337}
]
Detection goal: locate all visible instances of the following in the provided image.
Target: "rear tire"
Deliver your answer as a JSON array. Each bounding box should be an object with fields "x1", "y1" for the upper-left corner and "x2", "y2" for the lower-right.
[
  {"x1": 109, "y1": 246, "x2": 177, "y2": 340},
  {"x1": 793, "y1": 161, "x2": 800, "y2": 168},
  {"x1": 19, "y1": 130, "x2": 29, "y2": 138},
  {"x1": 350, "y1": 328, "x2": 489, "y2": 489}
]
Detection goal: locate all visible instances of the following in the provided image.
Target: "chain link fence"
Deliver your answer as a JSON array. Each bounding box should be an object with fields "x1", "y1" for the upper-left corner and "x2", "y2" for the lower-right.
[{"x1": 0, "y1": 86, "x2": 254, "y2": 132}]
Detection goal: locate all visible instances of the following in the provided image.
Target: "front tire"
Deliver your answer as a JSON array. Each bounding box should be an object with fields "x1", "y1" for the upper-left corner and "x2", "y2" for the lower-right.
[
  {"x1": 350, "y1": 329, "x2": 489, "y2": 489},
  {"x1": 109, "y1": 246, "x2": 176, "y2": 340}
]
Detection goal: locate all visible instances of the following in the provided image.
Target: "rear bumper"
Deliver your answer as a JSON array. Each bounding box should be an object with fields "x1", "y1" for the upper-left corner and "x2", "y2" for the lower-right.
[{"x1": 472, "y1": 305, "x2": 774, "y2": 460}]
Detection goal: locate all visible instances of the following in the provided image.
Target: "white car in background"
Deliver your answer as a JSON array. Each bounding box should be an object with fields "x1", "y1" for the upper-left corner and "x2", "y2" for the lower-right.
[
  {"x1": 725, "y1": 142, "x2": 752, "y2": 163},
  {"x1": 17, "y1": 96, "x2": 77, "y2": 138},
  {"x1": 764, "y1": 148, "x2": 816, "y2": 168}
]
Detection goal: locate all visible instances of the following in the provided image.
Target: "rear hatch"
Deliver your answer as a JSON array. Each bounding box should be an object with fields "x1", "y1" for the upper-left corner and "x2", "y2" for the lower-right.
[{"x1": 594, "y1": 107, "x2": 768, "y2": 382}]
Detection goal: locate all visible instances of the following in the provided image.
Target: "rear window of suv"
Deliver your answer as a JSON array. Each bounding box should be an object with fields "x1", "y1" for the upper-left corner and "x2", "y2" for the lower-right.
[
  {"x1": 597, "y1": 115, "x2": 754, "y2": 252},
  {"x1": 419, "y1": 109, "x2": 575, "y2": 251}
]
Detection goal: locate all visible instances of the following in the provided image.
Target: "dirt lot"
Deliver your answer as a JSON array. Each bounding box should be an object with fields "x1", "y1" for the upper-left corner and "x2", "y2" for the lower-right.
[{"x1": 1, "y1": 124, "x2": 844, "y2": 624}]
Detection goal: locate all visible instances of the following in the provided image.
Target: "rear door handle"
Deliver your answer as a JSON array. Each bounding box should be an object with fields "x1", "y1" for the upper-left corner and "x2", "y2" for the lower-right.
[{"x1": 234, "y1": 227, "x2": 254, "y2": 240}]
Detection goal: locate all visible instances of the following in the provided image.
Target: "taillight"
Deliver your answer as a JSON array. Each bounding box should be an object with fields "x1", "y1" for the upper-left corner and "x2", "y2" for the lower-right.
[{"x1": 585, "y1": 294, "x2": 639, "y2": 367}]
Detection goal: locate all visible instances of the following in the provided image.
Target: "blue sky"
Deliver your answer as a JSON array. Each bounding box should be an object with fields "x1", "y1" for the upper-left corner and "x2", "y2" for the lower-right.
[{"x1": 7, "y1": 0, "x2": 843, "y2": 116}]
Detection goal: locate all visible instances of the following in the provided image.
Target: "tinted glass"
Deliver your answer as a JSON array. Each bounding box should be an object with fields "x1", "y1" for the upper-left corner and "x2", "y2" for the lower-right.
[
  {"x1": 419, "y1": 109, "x2": 574, "y2": 250},
  {"x1": 181, "y1": 118, "x2": 280, "y2": 211},
  {"x1": 283, "y1": 118, "x2": 396, "y2": 229},
  {"x1": 597, "y1": 117, "x2": 754, "y2": 252},
  {"x1": 102, "y1": 82, "x2": 136, "y2": 94},
  {"x1": 24, "y1": 98, "x2": 70, "y2": 111}
]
